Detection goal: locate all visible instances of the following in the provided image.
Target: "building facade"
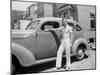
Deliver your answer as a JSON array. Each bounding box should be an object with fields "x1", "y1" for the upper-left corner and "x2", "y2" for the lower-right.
[
  {"x1": 55, "y1": 4, "x2": 96, "y2": 47},
  {"x1": 77, "y1": 5, "x2": 96, "y2": 38},
  {"x1": 36, "y1": 2, "x2": 54, "y2": 18},
  {"x1": 11, "y1": 1, "x2": 37, "y2": 29},
  {"x1": 55, "y1": 4, "x2": 78, "y2": 21},
  {"x1": 12, "y1": 1, "x2": 96, "y2": 42},
  {"x1": 77, "y1": 5, "x2": 96, "y2": 48},
  {"x1": 26, "y1": 3, "x2": 38, "y2": 20}
]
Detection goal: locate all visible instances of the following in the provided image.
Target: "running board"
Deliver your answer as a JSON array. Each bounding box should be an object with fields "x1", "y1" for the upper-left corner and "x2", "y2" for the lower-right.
[
  {"x1": 33, "y1": 54, "x2": 74, "y2": 66},
  {"x1": 34, "y1": 57, "x2": 57, "y2": 65}
]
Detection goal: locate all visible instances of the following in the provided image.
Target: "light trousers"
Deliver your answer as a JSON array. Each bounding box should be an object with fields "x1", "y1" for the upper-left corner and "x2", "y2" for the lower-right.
[{"x1": 56, "y1": 38, "x2": 71, "y2": 68}]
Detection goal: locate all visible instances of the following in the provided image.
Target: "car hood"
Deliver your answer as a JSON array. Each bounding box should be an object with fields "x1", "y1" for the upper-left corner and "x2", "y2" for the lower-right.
[{"x1": 12, "y1": 30, "x2": 36, "y2": 39}]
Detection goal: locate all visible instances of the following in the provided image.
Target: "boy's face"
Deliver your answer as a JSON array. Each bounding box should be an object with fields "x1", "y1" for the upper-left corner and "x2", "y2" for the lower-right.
[
  {"x1": 65, "y1": 14, "x2": 68, "y2": 18},
  {"x1": 63, "y1": 18, "x2": 67, "y2": 25}
]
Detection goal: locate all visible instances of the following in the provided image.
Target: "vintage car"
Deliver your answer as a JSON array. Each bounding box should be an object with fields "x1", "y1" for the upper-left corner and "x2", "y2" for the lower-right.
[{"x1": 11, "y1": 17, "x2": 89, "y2": 73}]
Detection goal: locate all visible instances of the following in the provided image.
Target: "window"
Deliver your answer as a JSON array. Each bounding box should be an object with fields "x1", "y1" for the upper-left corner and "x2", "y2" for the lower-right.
[
  {"x1": 26, "y1": 20, "x2": 40, "y2": 30},
  {"x1": 90, "y1": 13, "x2": 96, "y2": 31},
  {"x1": 67, "y1": 22, "x2": 74, "y2": 27},
  {"x1": 67, "y1": 22, "x2": 74, "y2": 30},
  {"x1": 41, "y1": 21, "x2": 60, "y2": 30},
  {"x1": 75, "y1": 25, "x2": 81, "y2": 31},
  {"x1": 89, "y1": 38, "x2": 95, "y2": 43}
]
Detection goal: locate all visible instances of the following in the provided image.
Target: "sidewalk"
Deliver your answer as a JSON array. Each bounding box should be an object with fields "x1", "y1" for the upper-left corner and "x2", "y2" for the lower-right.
[{"x1": 42, "y1": 50, "x2": 96, "y2": 72}]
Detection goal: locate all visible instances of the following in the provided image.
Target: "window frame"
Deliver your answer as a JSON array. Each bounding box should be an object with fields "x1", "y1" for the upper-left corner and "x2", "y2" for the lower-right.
[
  {"x1": 26, "y1": 20, "x2": 40, "y2": 30},
  {"x1": 90, "y1": 13, "x2": 96, "y2": 31},
  {"x1": 40, "y1": 21, "x2": 60, "y2": 31},
  {"x1": 67, "y1": 22, "x2": 75, "y2": 31},
  {"x1": 75, "y1": 24, "x2": 82, "y2": 31}
]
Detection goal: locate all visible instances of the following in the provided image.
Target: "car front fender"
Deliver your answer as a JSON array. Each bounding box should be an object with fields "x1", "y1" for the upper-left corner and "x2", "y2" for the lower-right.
[
  {"x1": 72, "y1": 38, "x2": 89, "y2": 55},
  {"x1": 12, "y1": 43, "x2": 36, "y2": 67}
]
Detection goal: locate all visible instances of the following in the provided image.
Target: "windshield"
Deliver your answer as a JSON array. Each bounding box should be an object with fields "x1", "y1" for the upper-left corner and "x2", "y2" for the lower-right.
[{"x1": 26, "y1": 20, "x2": 40, "y2": 30}]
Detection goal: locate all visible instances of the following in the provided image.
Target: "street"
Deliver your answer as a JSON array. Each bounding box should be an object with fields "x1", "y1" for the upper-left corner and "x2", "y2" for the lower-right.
[{"x1": 16, "y1": 49, "x2": 96, "y2": 74}]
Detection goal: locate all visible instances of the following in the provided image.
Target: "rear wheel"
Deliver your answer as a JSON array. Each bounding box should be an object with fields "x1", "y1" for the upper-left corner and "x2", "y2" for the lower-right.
[{"x1": 76, "y1": 45, "x2": 86, "y2": 60}]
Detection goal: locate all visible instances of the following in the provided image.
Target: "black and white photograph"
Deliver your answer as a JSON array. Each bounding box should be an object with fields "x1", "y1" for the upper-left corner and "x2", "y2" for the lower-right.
[{"x1": 11, "y1": 0, "x2": 96, "y2": 75}]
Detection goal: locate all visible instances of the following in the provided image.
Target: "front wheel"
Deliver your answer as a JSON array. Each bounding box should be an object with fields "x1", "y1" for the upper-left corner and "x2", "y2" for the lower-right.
[
  {"x1": 76, "y1": 46, "x2": 86, "y2": 60},
  {"x1": 12, "y1": 54, "x2": 22, "y2": 74}
]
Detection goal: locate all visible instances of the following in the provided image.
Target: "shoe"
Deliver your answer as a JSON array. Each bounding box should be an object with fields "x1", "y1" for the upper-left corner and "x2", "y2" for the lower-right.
[
  {"x1": 65, "y1": 67, "x2": 70, "y2": 71},
  {"x1": 56, "y1": 67, "x2": 61, "y2": 70},
  {"x1": 63, "y1": 65, "x2": 70, "y2": 71}
]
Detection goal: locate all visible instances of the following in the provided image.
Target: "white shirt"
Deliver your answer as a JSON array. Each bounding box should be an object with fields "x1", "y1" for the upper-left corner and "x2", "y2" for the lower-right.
[{"x1": 63, "y1": 24, "x2": 72, "y2": 39}]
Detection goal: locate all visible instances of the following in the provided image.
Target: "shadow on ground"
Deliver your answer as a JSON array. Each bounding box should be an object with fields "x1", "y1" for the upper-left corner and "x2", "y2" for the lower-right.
[{"x1": 14, "y1": 55, "x2": 88, "y2": 74}]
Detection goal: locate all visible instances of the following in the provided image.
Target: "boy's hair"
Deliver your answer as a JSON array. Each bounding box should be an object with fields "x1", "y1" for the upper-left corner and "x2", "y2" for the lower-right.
[{"x1": 64, "y1": 12, "x2": 68, "y2": 17}]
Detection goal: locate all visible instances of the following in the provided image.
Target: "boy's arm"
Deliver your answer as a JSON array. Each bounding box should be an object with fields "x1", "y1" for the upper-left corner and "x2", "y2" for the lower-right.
[
  {"x1": 50, "y1": 26, "x2": 63, "y2": 31},
  {"x1": 44, "y1": 27, "x2": 63, "y2": 32}
]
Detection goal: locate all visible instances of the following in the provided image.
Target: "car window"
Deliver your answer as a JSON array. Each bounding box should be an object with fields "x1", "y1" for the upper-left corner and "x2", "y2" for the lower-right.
[
  {"x1": 67, "y1": 22, "x2": 74, "y2": 27},
  {"x1": 26, "y1": 20, "x2": 40, "y2": 30},
  {"x1": 67, "y1": 22, "x2": 75, "y2": 31},
  {"x1": 41, "y1": 21, "x2": 60, "y2": 30},
  {"x1": 76, "y1": 24, "x2": 81, "y2": 31}
]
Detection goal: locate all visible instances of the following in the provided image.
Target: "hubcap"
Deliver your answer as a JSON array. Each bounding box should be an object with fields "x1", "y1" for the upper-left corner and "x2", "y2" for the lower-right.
[{"x1": 78, "y1": 49, "x2": 84, "y2": 57}]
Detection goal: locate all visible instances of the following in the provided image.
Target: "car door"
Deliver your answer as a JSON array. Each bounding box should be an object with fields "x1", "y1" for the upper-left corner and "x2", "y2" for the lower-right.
[
  {"x1": 69, "y1": 22, "x2": 84, "y2": 45},
  {"x1": 36, "y1": 21, "x2": 61, "y2": 60}
]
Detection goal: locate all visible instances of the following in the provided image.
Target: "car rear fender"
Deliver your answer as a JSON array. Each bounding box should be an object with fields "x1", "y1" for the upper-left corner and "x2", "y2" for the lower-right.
[
  {"x1": 72, "y1": 38, "x2": 89, "y2": 55},
  {"x1": 12, "y1": 43, "x2": 36, "y2": 67}
]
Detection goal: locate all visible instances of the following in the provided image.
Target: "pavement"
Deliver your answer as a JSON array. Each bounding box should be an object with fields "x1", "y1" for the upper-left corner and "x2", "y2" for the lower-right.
[
  {"x1": 42, "y1": 50, "x2": 96, "y2": 72},
  {"x1": 15, "y1": 50, "x2": 96, "y2": 74}
]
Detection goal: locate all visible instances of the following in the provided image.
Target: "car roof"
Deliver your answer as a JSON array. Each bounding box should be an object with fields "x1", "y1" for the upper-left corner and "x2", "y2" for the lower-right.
[
  {"x1": 32, "y1": 17, "x2": 62, "y2": 22},
  {"x1": 32, "y1": 17, "x2": 79, "y2": 25},
  {"x1": 67, "y1": 19, "x2": 79, "y2": 25}
]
